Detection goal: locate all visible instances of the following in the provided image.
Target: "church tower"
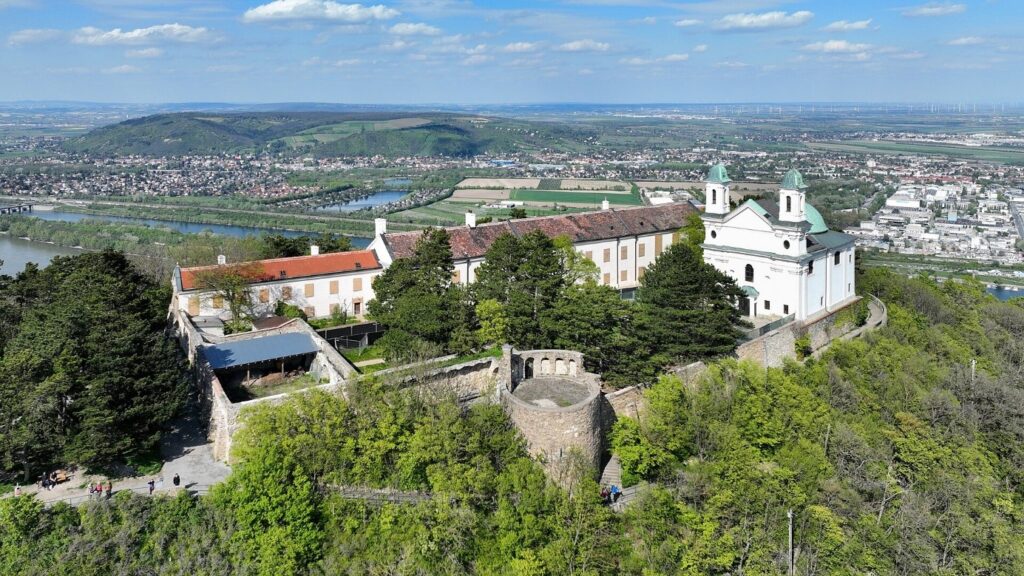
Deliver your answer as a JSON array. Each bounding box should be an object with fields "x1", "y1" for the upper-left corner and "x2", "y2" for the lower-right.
[
  {"x1": 704, "y1": 163, "x2": 732, "y2": 215},
  {"x1": 778, "y1": 168, "x2": 807, "y2": 223}
]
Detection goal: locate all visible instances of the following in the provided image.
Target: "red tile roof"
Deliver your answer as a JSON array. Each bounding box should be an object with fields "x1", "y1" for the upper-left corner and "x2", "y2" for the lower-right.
[
  {"x1": 179, "y1": 250, "x2": 380, "y2": 291},
  {"x1": 382, "y1": 203, "x2": 697, "y2": 260}
]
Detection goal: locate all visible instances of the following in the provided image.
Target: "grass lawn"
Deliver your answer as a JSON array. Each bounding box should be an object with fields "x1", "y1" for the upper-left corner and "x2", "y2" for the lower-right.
[{"x1": 807, "y1": 140, "x2": 1024, "y2": 164}]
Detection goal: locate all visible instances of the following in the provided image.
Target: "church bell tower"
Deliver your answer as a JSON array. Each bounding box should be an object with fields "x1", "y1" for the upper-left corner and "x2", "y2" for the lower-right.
[
  {"x1": 704, "y1": 163, "x2": 732, "y2": 215},
  {"x1": 778, "y1": 168, "x2": 807, "y2": 223}
]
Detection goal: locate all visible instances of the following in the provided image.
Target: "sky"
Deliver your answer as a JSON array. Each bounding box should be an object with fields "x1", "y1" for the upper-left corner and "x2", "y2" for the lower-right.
[{"x1": 1, "y1": 0, "x2": 1022, "y2": 104}]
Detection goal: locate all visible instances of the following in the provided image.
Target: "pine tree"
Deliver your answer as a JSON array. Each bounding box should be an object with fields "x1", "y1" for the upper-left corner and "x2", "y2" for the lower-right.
[{"x1": 635, "y1": 242, "x2": 748, "y2": 363}]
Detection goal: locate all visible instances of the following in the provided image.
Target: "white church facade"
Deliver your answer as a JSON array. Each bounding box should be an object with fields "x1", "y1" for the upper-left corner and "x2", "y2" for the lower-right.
[{"x1": 701, "y1": 164, "x2": 857, "y2": 322}]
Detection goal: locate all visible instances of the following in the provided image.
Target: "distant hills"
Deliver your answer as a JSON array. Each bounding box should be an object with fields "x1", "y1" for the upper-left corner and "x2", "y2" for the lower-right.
[{"x1": 63, "y1": 112, "x2": 595, "y2": 157}]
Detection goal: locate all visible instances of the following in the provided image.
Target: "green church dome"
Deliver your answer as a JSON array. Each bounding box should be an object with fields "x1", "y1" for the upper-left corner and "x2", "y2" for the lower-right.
[
  {"x1": 804, "y1": 203, "x2": 829, "y2": 234},
  {"x1": 781, "y1": 168, "x2": 807, "y2": 190},
  {"x1": 706, "y1": 163, "x2": 732, "y2": 184}
]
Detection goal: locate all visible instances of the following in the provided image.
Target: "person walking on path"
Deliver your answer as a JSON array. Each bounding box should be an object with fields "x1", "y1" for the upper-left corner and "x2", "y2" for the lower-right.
[
  {"x1": 105, "y1": 481, "x2": 112, "y2": 500},
  {"x1": 14, "y1": 484, "x2": 20, "y2": 496},
  {"x1": 610, "y1": 484, "x2": 621, "y2": 503},
  {"x1": 147, "y1": 480, "x2": 155, "y2": 496},
  {"x1": 172, "y1": 473, "x2": 180, "y2": 487}
]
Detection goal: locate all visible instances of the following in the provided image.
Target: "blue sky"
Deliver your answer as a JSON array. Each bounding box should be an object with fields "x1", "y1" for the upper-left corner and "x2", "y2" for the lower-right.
[{"x1": 1, "y1": 0, "x2": 1021, "y2": 104}]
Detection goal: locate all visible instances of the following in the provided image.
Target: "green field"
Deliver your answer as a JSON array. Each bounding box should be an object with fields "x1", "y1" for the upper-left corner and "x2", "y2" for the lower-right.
[
  {"x1": 391, "y1": 199, "x2": 590, "y2": 226},
  {"x1": 807, "y1": 140, "x2": 1024, "y2": 164},
  {"x1": 509, "y1": 189, "x2": 643, "y2": 206}
]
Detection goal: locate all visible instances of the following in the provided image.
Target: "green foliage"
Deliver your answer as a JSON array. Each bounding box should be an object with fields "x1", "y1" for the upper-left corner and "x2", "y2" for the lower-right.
[
  {"x1": 681, "y1": 211, "x2": 706, "y2": 247},
  {"x1": 275, "y1": 300, "x2": 308, "y2": 320},
  {"x1": 635, "y1": 242, "x2": 749, "y2": 365},
  {"x1": 794, "y1": 334, "x2": 812, "y2": 359},
  {"x1": 0, "y1": 251, "x2": 186, "y2": 479},
  {"x1": 475, "y1": 298, "x2": 508, "y2": 347}
]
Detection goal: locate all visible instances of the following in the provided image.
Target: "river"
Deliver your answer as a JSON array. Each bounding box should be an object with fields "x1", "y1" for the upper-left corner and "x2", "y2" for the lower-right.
[
  {"x1": 987, "y1": 286, "x2": 1024, "y2": 301},
  {"x1": 316, "y1": 189, "x2": 408, "y2": 212},
  {"x1": 1, "y1": 211, "x2": 372, "y2": 276}
]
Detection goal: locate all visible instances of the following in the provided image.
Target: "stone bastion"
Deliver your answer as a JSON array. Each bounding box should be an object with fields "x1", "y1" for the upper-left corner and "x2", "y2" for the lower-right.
[{"x1": 499, "y1": 348, "x2": 604, "y2": 482}]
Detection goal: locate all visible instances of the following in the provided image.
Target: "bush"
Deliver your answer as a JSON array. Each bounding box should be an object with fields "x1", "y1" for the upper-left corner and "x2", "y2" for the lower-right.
[
  {"x1": 794, "y1": 335, "x2": 812, "y2": 360},
  {"x1": 274, "y1": 301, "x2": 308, "y2": 320},
  {"x1": 375, "y1": 330, "x2": 442, "y2": 364},
  {"x1": 610, "y1": 417, "x2": 672, "y2": 487}
]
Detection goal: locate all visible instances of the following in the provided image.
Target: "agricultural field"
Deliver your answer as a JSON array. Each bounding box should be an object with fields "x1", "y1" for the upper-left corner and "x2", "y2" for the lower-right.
[
  {"x1": 451, "y1": 177, "x2": 639, "y2": 208},
  {"x1": 390, "y1": 199, "x2": 589, "y2": 226},
  {"x1": 807, "y1": 139, "x2": 1024, "y2": 164}
]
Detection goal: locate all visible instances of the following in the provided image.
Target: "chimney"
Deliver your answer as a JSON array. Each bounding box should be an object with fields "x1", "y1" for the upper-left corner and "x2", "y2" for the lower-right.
[
  {"x1": 217, "y1": 254, "x2": 226, "y2": 265},
  {"x1": 374, "y1": 218, "x2": 387, "y2": 237},
  {"x1": 310, "y1": 245, "x2": 320, "y2": 256},
  {"x1": 465, "y1": 210, "x2": 477, "y2": 228},
  {"x1": 601, "y1": 198, "x2": 610, "y2": 211}
]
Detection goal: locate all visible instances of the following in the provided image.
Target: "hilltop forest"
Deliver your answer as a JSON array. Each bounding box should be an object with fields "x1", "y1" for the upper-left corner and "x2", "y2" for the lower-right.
[
  {"x1": 2, "y1": 240, "x2": 1024, "y2": 574},
  {"x1": 63, "y1": 112, "x2": 596, "y2": 158}
]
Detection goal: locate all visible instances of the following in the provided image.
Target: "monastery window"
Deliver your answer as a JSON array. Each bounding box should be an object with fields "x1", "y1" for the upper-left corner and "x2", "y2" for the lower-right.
[
  {"x1": 603, "y1": 272, "x2": 611, "y2": 285},
  {"x1": 784, "y1": 304, "x2": 790, "y2": 315},
  {"x1": 745, "y1": 264, "x2": 754, "y2": 282},
  {"x1": 638, "y1": 266, "x2": 646, "y2": 279},
  {"x1": 603, "y1": 248, "x2": 610, "y2": 263},
  {"x1": 585, "y1": 250, "x2": 593, "y2": 261},
  {"x1": 638, "y1": 243, "x2": 645, "y2": 258},
  {"x1": 303, "y1": 306, "x2": 315, "y2": 318},
  {"x1": 212, "y1": 295, "x2": 224, "y2": 310},
  {"x1": 786, "y1": 196, "x2": 792, "y2": 212},
  {"x1": 834, "y1": 251, "x2": 841, "y2": 265},
  {"x1": 764, "y1": 300, "x2": 771, "y2": 311},
  {"x1": 330, "y1": 304, "x2": 341, "y2": 314},
  {"x1": 329, "y1": 280, "x2": 339, "y2": 295},
  {"x1": 259, "y1": 288, "x2": 269, "y2": 303},
  {"x1": 453, "y1": 270, "x2": 461, "y2": 283},
  {"x1": 187, "y1": 296, "x2": 199, "y2": 316},
  {"x1": 304, "y1": 283, "x2": 314, "y2": 297},
  {"x1": 282, "y1": 286, "x2": 292, "y2": 299},
  {"x1": 620, "y1": 246, "x2": 628, "y2": 260},
  {"x1": 353, "y1": 300, "x2": 362, "y2": 315},
  {"x1": 620, "y1": 270, "x2": 628, "y2": 282},
  {"x1": 353, "y1": 278, "x2": 363, "y2": 292}
]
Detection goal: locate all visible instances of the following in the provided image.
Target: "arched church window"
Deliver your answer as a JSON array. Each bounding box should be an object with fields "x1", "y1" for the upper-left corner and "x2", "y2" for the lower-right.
[
  {"x1": 745, "y1": 264, "x2": 754, "y2": 282},
  {"x1": 786, "y1": 196, "x2": 792, "y2": 212},
  {"x1": 834, "y1": 251, "x2": 840, "y2": 265},
  {"x1": 712, "y1": 189, "x2": 717, "y2": 204}
]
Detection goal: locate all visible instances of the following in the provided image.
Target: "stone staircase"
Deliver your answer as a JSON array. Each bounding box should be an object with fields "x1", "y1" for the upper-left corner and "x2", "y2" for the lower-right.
[{"x1": 599, "y1": 455, "x2": 622, "y2": 489}]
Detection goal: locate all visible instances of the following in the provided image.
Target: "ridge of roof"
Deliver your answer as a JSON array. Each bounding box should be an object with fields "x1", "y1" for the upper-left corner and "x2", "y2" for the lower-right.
[{"x1": 178, "y1": 249, "x2": 380, "y2": 291}]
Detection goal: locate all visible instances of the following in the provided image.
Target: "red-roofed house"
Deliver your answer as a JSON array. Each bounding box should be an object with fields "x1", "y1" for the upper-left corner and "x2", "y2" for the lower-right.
[{"x1": 173, "y1": 247, "x2": 382, "y2": 320}]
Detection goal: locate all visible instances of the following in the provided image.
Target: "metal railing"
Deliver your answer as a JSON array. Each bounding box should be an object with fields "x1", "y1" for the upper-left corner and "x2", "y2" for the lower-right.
[{"x1": 743, "y1": 313, "x2": 796, "y2": 340}]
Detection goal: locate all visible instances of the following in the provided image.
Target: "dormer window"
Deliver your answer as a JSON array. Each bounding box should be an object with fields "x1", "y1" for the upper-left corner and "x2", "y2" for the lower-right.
[{"x1": 279, "y1": 270, "x2": 287, "y2": 278}]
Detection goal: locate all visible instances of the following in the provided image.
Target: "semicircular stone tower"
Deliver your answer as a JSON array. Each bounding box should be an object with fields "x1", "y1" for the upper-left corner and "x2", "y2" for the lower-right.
[{"x1": 499, "y1": 348, "x2": 604, "y2": 484}]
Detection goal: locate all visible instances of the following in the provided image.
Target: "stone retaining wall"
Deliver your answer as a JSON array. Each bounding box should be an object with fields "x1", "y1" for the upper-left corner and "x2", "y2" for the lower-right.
[{"x1": 735, "y1": 297, "x2": 866, "y2": 368}]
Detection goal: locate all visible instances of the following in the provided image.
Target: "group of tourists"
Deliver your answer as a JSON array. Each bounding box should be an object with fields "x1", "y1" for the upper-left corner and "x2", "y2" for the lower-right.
[
  {"x1": 38, "y1": 470, "x2": 65, "y2": 491},
  {"x1": 600, "y1": 484, "x2": 621, "y2": 505},
  {"x1": 88, "y1": 481, "x2": 113, "y2": 500}
]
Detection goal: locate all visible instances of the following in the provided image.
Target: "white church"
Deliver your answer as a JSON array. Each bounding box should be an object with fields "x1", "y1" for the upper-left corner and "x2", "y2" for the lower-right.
[{"x1": 700, "y1": 164, "x2": 857, "y2": 322}]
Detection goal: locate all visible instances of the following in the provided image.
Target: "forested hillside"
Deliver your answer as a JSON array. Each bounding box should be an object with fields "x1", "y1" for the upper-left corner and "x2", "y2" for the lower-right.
[
  {"x1": 2, "y1": 264, "x2": 1022, "y2": 574},
  {"x1": 63, "y1": 112, "x2": 595, "y2": 157}
]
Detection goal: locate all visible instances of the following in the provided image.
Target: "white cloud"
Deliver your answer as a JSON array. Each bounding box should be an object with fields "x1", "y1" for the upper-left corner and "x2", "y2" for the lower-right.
[
  {"x1": 673, "y1": 19, "x2": 702, "y2": 28},
  {"x1": 902, "y1": 3, "x2": 966, "y2": 17},
  {"x1": 126, "y1": 47, "x2": 163, "y2": 58},
  {"x1": 462, "y1": 54, "x2": 492, "y2": 65},
  {"x1": 622, "y1": 53, "x2": 689, "y2": 65},
  {"x1": 890, "y1": 50, "x2": 925, "y2": 59},
  {"x1": 7, "y1": 28, "x2": 61, "y2": 45},
  {"x1": 557, "y1": 39, "x2": 609, "y2": 52},
  {"x1": 714, "y1": 60, "x2": 749, "y2": 68},
  {"x1": 243, "y1": 0, "x2": 399, "y2": 23},
  {"x1": 73, "y1": 24, "x2": 214, "y2": 45},
  {"x1": 103, "y1": 64, "x2": 141, "y2": 74},
  {"x1": 380, "y1": 39, "x2": 412, "y2": 51},
  {"x1": 302, "y1": 56, "x2": 361, "y2": 67},
  {"x1": 948, "y1": 36, "x2": 984, "y2": 46},
  {"x1": 389, "y1": 22, "x2": 440, "y2": 36},
  {"x1": 803, "y1": 40, "x2": 872, "y2": 54},
  {"x1": 502, "y1": 41, "x2": 538, "y2": 53},
  {"x1": 713, "y1": 11, "x2": 813, "y2": 32},
  {"x1": 693, "y1": 44, "x2": 708, "y2": 52},
  {"x1": 823, "y1": 19, "x2": 872, "y2": 31},
  {"x1": 636, "y1": 16, "x2": 656, "y2": 25},
  {"x1": 206, "y1": 64, "x2": 254, "y2": 73}
]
